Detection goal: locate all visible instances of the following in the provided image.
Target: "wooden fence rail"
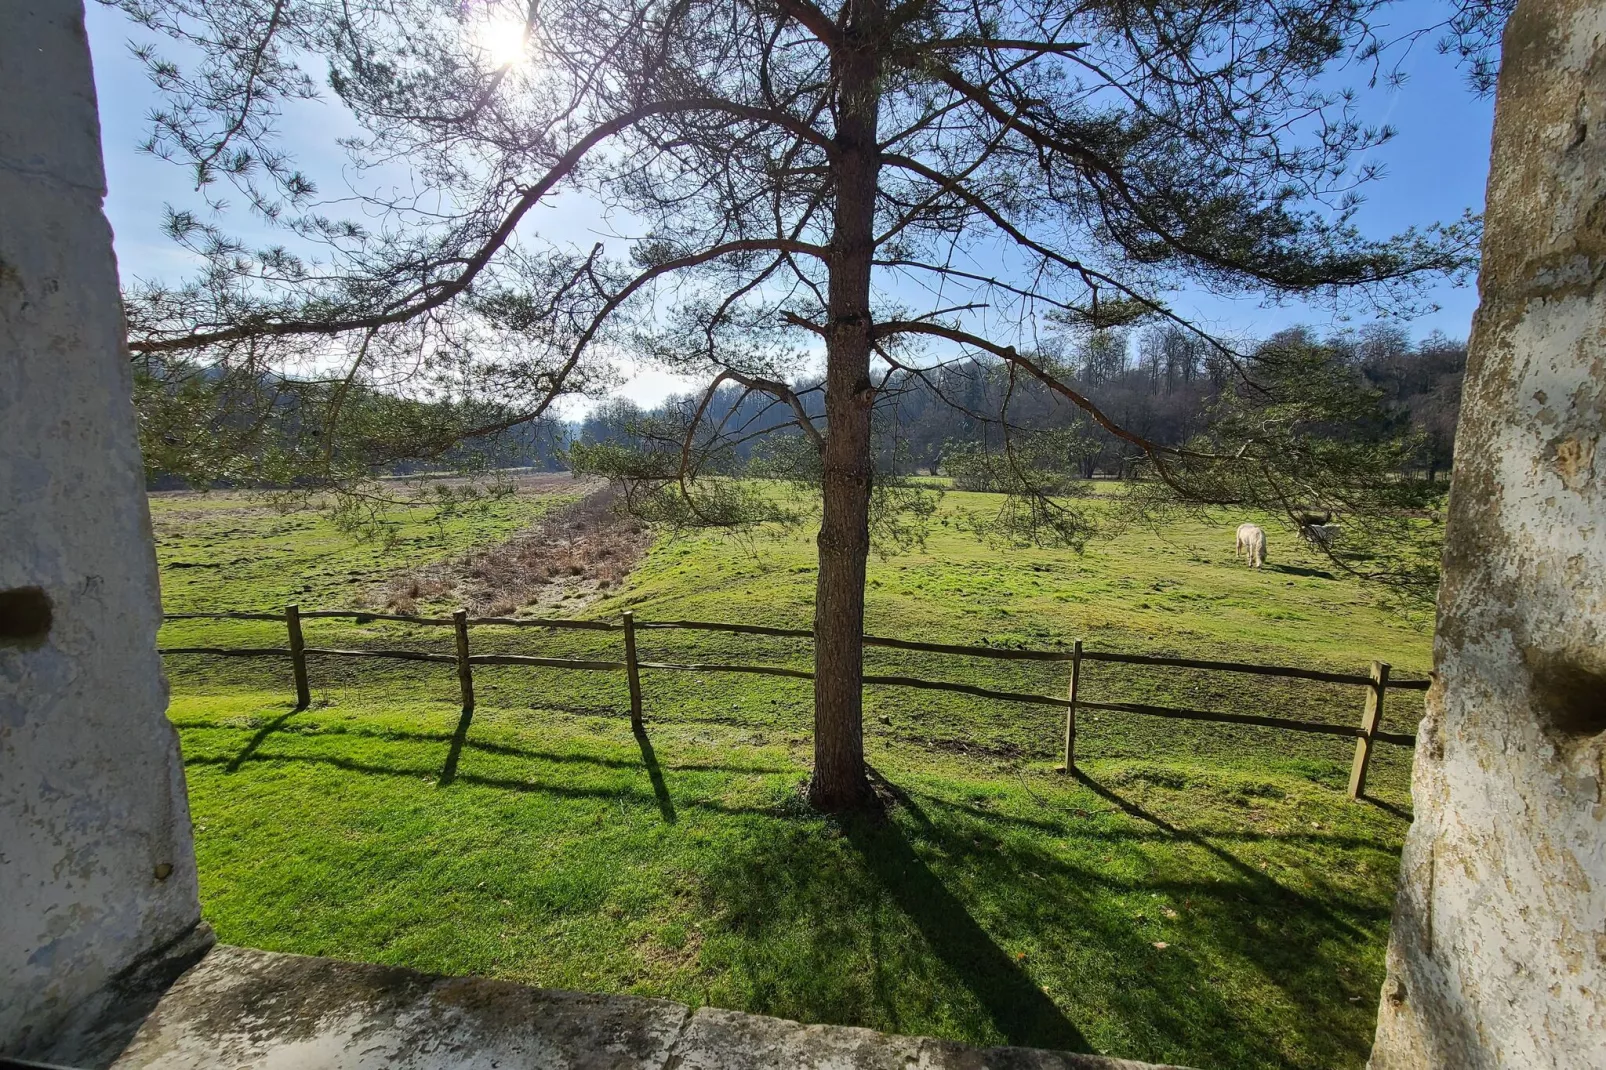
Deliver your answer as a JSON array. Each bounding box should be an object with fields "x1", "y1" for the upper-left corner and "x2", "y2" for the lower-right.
[{"x1": 158, "y1": 605, "x2": 1429, "y2": 801}]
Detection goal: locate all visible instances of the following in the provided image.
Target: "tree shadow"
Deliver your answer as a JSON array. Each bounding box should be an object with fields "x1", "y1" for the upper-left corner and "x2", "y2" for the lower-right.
[
  {"x1": 633, "y1": 723, "x2": 677, "y2": 823},
  {"x1": 1071, "y1": 769, "x2": 1365, "y2": 938},
  {"x1": 187, "y1": 729, "x2": 1396, "y2": 1067},
  {"x1": 688, "y1": 800, "x2": 1094, "y2": 1054},
  {"x1": 847, "y1": 778, "x2": 1089, "y2": 1053},
  {"x1": 1055, "y1": 769, "x2": 1397, "y2": 1066}
]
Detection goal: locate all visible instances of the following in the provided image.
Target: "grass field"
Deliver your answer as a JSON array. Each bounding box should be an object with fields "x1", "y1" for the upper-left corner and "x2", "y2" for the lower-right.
[{"x1": 153, "y1": 478, "x2": 1432, "y2": 1070}]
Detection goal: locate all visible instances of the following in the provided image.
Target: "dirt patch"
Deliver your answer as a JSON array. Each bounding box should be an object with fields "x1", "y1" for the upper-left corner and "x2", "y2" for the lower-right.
[
  {"x1": 922, "y1": 736, "x2": 1027, "y2": 762},
  {"x1": 368, "y1": 485, "x2": 653, "y2": 616},
  {"x1": 149, "y1": 472, "x2": 579, "y2": 528},
  {"x1": 376, "y1": 469, "x2": 581, "y2": 497}
]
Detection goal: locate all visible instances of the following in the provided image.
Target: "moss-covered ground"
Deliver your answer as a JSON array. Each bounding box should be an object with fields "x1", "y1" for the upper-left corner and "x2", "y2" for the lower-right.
[{"x1": 154, "y1": 481, "x2": 1431, "y2": 1070}]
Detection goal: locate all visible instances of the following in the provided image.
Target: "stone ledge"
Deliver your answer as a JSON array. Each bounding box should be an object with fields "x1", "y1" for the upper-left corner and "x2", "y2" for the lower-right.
[{"x1": 96, "y1": 945, "x2": 1192, "y2": 1069}]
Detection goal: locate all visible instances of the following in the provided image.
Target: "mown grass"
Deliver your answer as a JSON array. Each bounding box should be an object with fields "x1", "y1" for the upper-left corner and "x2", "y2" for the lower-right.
[{"x1": 153, "y1": 481, "x2": 1430, "y2": 1069}]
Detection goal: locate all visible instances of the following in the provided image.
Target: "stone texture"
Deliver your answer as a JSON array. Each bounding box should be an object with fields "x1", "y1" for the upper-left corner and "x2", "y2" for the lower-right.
[
  {"x1": 0, "y1": 0, "x2": 206, "y2": 1056},
  {"x1": 674, "y1": 1006, "x2": 1186, "y2": 1070},
  {"x1": 109, "y1": 945, "x2": 693, "y2": 1070},
  {"x1": 104, "y1": 946, "x2": 1190, "y2": 1070},
  {"x1": 1368, "y1": 1, "x2": 1606, "y2": 1067}
]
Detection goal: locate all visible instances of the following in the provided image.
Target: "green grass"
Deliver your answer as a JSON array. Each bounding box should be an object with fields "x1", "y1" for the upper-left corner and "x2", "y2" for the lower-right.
[
  {"x1": 153, "y1": 482, "x2": 1429, "y2": 1070},
  {"x1": 151, "y1": 480, "x2": 581, "y2": 612}
]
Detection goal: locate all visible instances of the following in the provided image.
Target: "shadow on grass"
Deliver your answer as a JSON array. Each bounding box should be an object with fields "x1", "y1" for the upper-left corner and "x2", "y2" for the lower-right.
[
  {"x1": 438, "y1": 704, "x2": 474, "y2": 786},
  {"x1": 686, "y1": 761, "x2": 1393, "y2": 1064},
  {"x1": 1054, "y1": 770, "x2": 1398, "y2": 1067},
  {"x1": 189, "y1": 723, "x2": 1397, "y2": 1068},
  {"x1": 634, "y1": 724, "x2": 677, "y2": 823},
  {"x1": 1270, "y1": 564, "x2": 1336, "y2": 579},
  {"x1": 688, "y1": 805, "x2": 1093, "y2": 1054},
  {"x1": 185, "y1": 716, "x2": 792, "y2": 777},
  {"x1": 1072, "y1": 769, "x2": 1370, "y2": 939},
  {"x1": 1361, "y1": 794, "x2": 1413, "y2": 822},
  {"x1": 847, "y1": 786, "x2": 1089, "y2": 1052},
  {"x1": 225, "y1": 704, "x2": 307, "y2": 773},
  {"x1": 187, "y1": 750, "x2": 778, "y2": 820}
]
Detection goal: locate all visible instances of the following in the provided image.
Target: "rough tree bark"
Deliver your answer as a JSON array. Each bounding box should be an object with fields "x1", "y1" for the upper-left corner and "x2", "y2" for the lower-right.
[
  {"x1": 808, "y1": 2, "x2": 883, "y2": 812},
  {"x1": 1369, "y1": 1, "x2": 1606, "y2": 1065}
]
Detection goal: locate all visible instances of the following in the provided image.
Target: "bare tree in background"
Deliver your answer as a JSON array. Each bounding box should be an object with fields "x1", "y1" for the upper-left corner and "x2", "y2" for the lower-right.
[{"x1": 109, "y1": 0, "x2": 1490, "y2": 810}]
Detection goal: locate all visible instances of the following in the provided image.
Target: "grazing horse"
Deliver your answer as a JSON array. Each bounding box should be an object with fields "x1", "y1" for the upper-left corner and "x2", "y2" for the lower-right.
[
  {"x1": 1295, "y1": 509, "x2": 1337, "y2": 550},
  {"x1": 1300, "y1": 522, "x2": 1339, "y2": 549},
  {"x1": 1235, "y1": 523, "x2": 1267, "y2": 569}
]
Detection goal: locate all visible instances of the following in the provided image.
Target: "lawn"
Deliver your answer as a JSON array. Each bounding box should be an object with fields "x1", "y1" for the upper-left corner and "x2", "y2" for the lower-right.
[{"x1": 153, "y1": 479, "x2": 1431, "y2": 1070}]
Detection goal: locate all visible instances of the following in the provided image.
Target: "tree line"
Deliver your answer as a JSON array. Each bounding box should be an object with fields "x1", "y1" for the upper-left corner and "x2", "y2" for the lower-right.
[
  {"x1": 143, "y1": 320, "x2": 1463, "y2": 492},
  {"x1": 571, "y1": 323, "x2": 1468, "y2": 486}
]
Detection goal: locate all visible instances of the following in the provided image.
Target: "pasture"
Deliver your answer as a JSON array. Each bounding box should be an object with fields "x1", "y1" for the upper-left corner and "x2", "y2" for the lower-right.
[{"x1": 153, "y1": 478, "x2": 1433, "y2": 1070}]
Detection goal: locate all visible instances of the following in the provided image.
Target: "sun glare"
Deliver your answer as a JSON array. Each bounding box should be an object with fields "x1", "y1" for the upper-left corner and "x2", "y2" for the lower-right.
[{"x1": 473, "y1": 12, "x2": 531, "y2": 68}]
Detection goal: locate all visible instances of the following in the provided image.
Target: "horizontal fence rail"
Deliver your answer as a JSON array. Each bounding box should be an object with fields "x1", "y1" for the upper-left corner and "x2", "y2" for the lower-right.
[
  {"x1": 165, "y1": 609, "x2": 621, "y2": 630},
  {"x1": 638, "y1": 660, "x2": 817, "y2": 680},
  {"x1": 1077, "y1": 699, "x2": 1364, "y2": 736},
  {"x1": 1077, "y1": 651, "x2": 1375, "y2": 686},
  {"x1": 636, "y1": 619, "x2": 814, "y2": 638},
  {"x1": 158, "y1": 605, "x2": 1430, "y2": 801}
]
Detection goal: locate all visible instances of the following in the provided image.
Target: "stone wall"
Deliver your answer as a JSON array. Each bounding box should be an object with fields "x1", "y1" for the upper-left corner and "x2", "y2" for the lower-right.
[
  {"x1": 107, "y1": 944, "x2": 1190, "y2": 1070},
  {"x1": 1369, "y1": 1, "x2": 1606, "y2": 1066},
  {"x1": 0, "y1": 0, "x2": 205, "y2": 1055}
]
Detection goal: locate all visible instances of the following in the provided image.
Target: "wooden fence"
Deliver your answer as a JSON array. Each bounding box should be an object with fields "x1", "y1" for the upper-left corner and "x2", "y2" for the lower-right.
[{"x1": 160, "y1": 606, "x2": 1429, "y2": 801}]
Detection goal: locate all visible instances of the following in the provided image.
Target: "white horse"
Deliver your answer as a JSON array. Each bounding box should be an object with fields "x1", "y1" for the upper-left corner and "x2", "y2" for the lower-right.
[
  {"x1": 1300, "y1": 522, "x2": 1339, "y2": 550},
  {"x1": 1235, "y1": 523, "x2": 1267, "y2": 569}
]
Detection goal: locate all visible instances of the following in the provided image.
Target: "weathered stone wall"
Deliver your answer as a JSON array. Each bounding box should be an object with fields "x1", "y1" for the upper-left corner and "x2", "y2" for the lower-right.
[
  {"x1": 108, "y1": 944, "x2": 1191, "y2": 1070},
  {"x1": 1369, "y1": 1, "x2": 1606, "y2": 1066},
  {"x1": 0, "y1": 0, "x2": 205, "y2": 1055}
]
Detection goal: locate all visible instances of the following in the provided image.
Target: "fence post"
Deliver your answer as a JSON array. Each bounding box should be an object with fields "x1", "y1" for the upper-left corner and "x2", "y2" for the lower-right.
[
  {"x1": 1348, "y1": 660, "x2": 1389, "y2": 800},
  {"x1": 1058, "y1": 639, "x2": 1082, "y2": 774},
  {"x1": 453, "y1": 609, "x2": 475, "y2": 716},
  {"x1": 285, "y1": 604, "x2": 311, "y2": 709},
  {"x1": 623, "y1": 610, "x2": 644, "y2": 731}
]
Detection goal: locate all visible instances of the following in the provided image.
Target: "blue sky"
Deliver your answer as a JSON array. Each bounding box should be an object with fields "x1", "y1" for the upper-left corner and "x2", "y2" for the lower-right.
[{"x1": 85, "y1": 1, "x2": 1496, "y2": 408}]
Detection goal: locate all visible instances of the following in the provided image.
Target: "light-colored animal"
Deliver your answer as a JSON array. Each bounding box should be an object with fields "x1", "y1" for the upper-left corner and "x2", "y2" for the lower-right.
[
  {"x1": 1300, "y1": 522, "x2": 1339, "y2": 549},
  {"x1": 1235, "y1": 523, "x2": 1267, "y2": 569}
]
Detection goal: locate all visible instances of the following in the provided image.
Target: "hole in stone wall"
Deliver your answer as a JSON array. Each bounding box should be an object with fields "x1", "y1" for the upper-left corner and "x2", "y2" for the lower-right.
[
  {"x1": 0, "y1": 587, "x2": 53, "y2": 648},
  {"x1": 1531, "y1": 660, "x2": 1606, "y2": 747}
]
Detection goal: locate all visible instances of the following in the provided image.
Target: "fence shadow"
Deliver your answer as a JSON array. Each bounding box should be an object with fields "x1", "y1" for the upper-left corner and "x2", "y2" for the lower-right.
[
  {"x1": 185, "y1": 716, "x2": 1397, "y2": 1067},
  {"x1": 190, "y1": 748, "x2": 783, "y2": 820},
  {"x1": 438, "y1": 705, "x2": 475, "y2": 786},
  {"x1": 226, "y1": 705, "x2": 306, "y2": 773},
  {"x1": 1071, "y1": 770, "x2": 1375, "y2": 941},
  {"x1": 633, "y1": 724, "x2": 677, "y2": 823},
  {"x1": 1362, "y1": 794, "x2": 1413, "y2": 822},
  {"x1": 165, "y1": 605, "x2": 1417, "y2": 804}
]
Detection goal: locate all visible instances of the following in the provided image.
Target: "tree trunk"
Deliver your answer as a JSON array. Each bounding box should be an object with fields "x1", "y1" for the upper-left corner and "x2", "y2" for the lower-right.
[
  {"x1": 808, "y1": 10, "x2": 882, "y2": 813},
  {"x1": 1370, "y1": 3, "x2": 1606, "y2": 1062}
]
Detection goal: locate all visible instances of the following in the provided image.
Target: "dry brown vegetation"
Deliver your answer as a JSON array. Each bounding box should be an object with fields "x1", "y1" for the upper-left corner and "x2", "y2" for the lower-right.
[{"x1": 371, "y1": 485, "x2": 652, "y2": 616}]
